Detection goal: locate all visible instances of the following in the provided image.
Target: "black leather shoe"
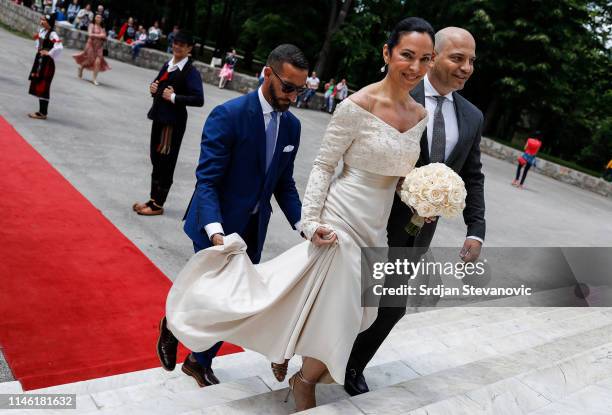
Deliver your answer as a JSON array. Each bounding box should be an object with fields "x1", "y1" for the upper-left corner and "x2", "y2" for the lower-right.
[
  {"x1": 182, "y1": 354, "x2": 220, "y2": 387},
  {"x1": 156, "y1": 316, "x2": 178, "y2": 371},
  {"x1": 344, "y1": 368, "x2": 369, "y2": 396}
]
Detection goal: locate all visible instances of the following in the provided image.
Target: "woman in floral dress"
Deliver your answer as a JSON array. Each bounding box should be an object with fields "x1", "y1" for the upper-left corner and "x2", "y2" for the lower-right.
[{"x1": 73, "y1": 14, "x2": 111, "y2": 85}]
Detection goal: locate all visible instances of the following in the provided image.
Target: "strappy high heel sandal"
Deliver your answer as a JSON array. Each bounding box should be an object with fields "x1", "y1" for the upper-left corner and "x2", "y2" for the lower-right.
[
  {"x1": 271, "y1": 359, "x2": 289, "y2": 382},
  {"x1": 284, "y1": 370, "x2": 317, "y2": 411}
]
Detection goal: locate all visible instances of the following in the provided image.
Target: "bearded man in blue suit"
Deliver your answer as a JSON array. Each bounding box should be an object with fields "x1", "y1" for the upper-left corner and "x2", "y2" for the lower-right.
[{"x1": 156, "y1": 44, "x2": 309, "y2": 387}]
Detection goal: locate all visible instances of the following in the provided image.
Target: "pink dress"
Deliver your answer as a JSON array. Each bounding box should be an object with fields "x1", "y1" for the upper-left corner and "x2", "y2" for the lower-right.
[
  {"x1": 219, "y1": 55, "x2": 237, "y2": 81},
  {"x1": 73, "y1": 25, "x2": 111, "y2": 71}
]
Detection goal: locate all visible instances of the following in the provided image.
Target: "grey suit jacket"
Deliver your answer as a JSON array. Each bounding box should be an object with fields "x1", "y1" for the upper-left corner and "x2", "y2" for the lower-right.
[{"x1": 387, "y1": 81, "x2": 486, "y2": 248}]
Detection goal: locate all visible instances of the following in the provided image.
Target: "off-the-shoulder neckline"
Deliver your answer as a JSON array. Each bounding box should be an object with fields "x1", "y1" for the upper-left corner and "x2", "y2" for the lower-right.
[{"x1": 344, "y1": 98, "x2": 428, "y2": 135}]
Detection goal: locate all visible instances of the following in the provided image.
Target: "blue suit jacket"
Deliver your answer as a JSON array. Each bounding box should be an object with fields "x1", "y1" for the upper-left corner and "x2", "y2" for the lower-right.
[{"x1": 183, "y1": 91, "x2": 302, "y2": 263}]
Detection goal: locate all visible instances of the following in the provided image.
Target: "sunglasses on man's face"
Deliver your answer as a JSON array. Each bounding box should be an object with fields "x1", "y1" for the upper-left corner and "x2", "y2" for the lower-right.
[{"x1": 269, "y1": 67, "x2": 307, "y2": 95}]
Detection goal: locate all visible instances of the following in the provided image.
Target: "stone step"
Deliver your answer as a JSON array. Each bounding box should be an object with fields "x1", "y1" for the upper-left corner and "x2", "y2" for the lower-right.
[
  {"x1": 390, "y1": 307, "x2": 602, "y2": 349},
  {"x1": 79, "y1": 353, "x2": 410, "y2": 413},
  {"x1": 391, "y1": 306, "x2": 558, "y2": 340},
  {"x1": 372, "y1": 308, "x2": 581, "y2": 367},
  {"x1": 18, "y1": 393, "x2": 100, "y2": 414},
  {"x1": 519, "y1": 344, "x2": 612, "y2": 407},
  {"x1": 345, "y1": 323, "x2": 612, "y2": 415},
  {"x1": 71, "y1": 313, "x2": 604, "y2": 414},
  {"x1": 375, "y1": 308, "x2": 612, "y2": 373},
  {"x1": 529, "y1": 385, "x2": 612, "y2": 415},
  {"x1": 0, "y1": 380, "x2": 23, "y2": 394},
  {"x1": 17, "y1": 306, "x2": 610, "y2": 414},
  {"x1": 397, "y1": 343, "x2": 612, "y2": 414},
  {"x1": 526, "y1": 375, "x2": 612, "y2": 415},
  {"x1": 181, "y1": 360, "x2": 419, "y2": 415},
  {"x1": 77, "y1": 376, "x2": 270, "y2": 415},
  {"x1": 19, "y1": 307, "x2": 585, "y2": 395},
  {"x1": 87, "y1": 371, "x2": 215, "y2": 412},
  {"x1": 16, "y1": 306, "x2": 495, "y2": 398},
  {"x1": 378, "y1": 305, "x2": 535, "y2": 332},
  {"x1": 17, "y1": 307, "x2": 605, "y2": 414},
  {"x1": 27, "y1": 364, "x2": 186, "y2": 397},
  {"x1": 181, "y1": 323, "x2": 612, "y2": 415},
  {"x1": 18, "y1": 307, "x2": 563, "y2": 399},
  {"x1": 71, "y1": 359, "x2": 414, "y2": 415}
]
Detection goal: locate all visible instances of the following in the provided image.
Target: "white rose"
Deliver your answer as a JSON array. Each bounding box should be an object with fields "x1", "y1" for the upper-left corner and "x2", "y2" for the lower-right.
[
  {"x1": 429, "y1": 189, "x2": 445, "y2": 204},
  {"x1": 400, "y1": 163, "x2": 467, "y2": 218},
  {"x1": 417, "y1": 201, "x2": 436, "y2": 218},
  {"x1": 448, "y1": 187, "x2": 466, "y2": 205}
]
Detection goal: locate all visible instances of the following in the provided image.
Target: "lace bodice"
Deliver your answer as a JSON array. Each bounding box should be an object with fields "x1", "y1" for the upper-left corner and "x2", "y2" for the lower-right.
[{"x1": 301, "y1": 98, "x2": 427, "y2": 239}]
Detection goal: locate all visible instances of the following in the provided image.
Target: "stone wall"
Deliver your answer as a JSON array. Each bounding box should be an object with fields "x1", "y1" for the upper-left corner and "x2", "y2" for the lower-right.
[
  {"x1": 2, "y1": 0, "x2": 609, "y2": 198},
  {"x1": 480, "y1": 137, "x2": 612, "y2": 198},
  {"x1": 0, "y1": 0, "x2": 330, "y2": 108},
  {"x1": 0, "y1": 0, "x2": 40, "y2": 34},
  {"x1": 0, "y1": 0, "x2": 257, "y2": 93}
]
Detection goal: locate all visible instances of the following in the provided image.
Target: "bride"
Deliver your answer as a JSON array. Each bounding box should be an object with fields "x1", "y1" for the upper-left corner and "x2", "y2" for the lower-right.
[{"x1": 167, "y1": 17, "x2": 435, "y2": 411}]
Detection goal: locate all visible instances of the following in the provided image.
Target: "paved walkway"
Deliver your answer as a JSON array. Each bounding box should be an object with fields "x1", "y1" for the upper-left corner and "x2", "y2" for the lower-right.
[{"x1": 1, "y1": 27, "x2": 611, "y2": 382}]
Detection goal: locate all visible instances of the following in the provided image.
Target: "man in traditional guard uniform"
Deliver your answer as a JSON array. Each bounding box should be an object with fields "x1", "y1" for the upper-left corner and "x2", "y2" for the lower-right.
[{"x1": 133, "y1": 31, "x2": 204, "y2": 216}]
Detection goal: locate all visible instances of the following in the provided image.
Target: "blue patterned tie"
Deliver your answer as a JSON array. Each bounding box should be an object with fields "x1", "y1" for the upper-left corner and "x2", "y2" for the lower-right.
[{"x1": 265, "y1": 111, "x2": 278, "y2": 172}]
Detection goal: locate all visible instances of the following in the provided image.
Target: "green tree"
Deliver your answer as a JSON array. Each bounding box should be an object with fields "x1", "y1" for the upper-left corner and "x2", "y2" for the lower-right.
[{"x1": 102, "y1": 0, "x2": 610, "y2": 173}]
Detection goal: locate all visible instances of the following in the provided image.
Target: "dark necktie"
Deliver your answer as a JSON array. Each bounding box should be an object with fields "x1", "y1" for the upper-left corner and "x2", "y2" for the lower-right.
[{"x1": 430, "y1": 96, "x2": 446, "y2": 163}]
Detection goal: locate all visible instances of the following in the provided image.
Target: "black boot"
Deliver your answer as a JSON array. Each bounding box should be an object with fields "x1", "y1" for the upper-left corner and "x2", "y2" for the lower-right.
[{"x1": 344, "y1": 368, "x2": 369, "y2": 396}]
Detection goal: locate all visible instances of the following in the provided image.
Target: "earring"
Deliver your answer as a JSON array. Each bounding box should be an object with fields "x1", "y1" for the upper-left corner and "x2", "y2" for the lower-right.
[{"x1": 380, "y1": 63, "x2": 388, "y2": 73}]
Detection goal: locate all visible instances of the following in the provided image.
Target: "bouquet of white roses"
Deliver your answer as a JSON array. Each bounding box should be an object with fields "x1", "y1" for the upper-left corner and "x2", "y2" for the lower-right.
[{"x1": 399, "y1": 163, "x2": 467, "y2": 235}]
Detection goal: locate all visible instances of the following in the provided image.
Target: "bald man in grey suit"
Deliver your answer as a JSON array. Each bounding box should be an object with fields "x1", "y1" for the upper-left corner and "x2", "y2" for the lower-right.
[{"x1": 345, "y1": 27, "x2": 486, "y2": 396}]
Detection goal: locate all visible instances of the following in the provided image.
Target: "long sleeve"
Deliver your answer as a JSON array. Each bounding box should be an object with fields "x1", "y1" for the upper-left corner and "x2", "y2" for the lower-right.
[
  {"x1": 48, "y1": 32, "x2": 63, "y2": 60},
  {"x1": 300, "y1": 101, "x2": 356, "y2": 239},
  {"x1": 460, "y1": 114, "x2": 486, "y2": 240},
  {"x1": 274, "y1": 122, "x2": 302, "y2": 229},
  {"x1": 174, "y1": 68, "x2": 204, "y2": 107},
  {"x1": 195, "y1": 105, "x2": 234, "y2": 228}
]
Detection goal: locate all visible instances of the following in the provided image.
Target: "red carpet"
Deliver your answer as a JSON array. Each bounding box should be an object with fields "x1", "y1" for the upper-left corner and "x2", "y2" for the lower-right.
[{"x1": 0, "y1": 117, "x2": 242, "y2": 390}]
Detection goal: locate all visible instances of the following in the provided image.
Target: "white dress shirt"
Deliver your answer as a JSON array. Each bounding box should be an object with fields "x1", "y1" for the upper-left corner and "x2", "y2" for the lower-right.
[
  {"x1": 424, "y1": 74, "x2": 459, "y2": 162},
  {"x1": 204, "y1": 87, "x2": 301, "y2": 240},
  {"x1": 36, "y1": 29, "x2": 63, "y2": 60},
  {"x1": 258, "y1": 86, "x2": 281, "y2": 145},
  {"x1": 166, "y1": 56, "x2": 189, "y2": 104},
  {"x1": 424, "y1": 75, "x2": 483, "y2": 245}
]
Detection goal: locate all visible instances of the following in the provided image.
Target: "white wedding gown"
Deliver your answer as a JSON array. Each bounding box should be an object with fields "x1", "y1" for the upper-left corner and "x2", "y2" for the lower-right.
[{"x1": 167, "y1": 99, "x2": 427, "y2": 384}]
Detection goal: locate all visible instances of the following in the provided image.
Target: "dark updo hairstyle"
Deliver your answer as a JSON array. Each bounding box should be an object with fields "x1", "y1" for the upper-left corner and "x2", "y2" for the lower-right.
[{"x1": 386, "y1": 17, "x2": 435, "y2": 54}]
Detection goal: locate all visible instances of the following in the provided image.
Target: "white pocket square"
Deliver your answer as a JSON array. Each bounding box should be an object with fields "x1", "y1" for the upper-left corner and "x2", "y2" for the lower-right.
[{"x1": 283, "y1": 145, "x2": 295, "y2": 152}]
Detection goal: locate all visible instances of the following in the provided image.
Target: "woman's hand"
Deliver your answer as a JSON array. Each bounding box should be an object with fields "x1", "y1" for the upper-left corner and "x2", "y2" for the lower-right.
[
  {"x1": 311, "y1": 226, "x2": 337, "y2": 247},
  {"x1": 39, "y1": 50, "x2": 49, "y2": 56},
  {"x1": 396, "y1": 177, "x2": 405, "y2": 192}
]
